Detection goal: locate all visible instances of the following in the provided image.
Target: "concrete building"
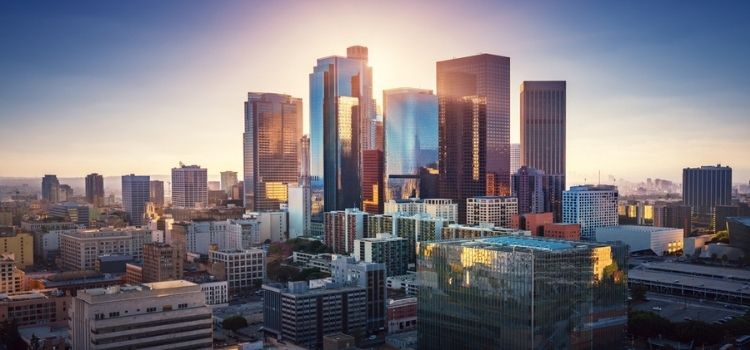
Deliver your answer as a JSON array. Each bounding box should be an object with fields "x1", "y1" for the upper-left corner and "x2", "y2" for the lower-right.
[
  {"x1": 325, "y1": 209, "x2": 368, "y2": 254},
  {"x1": 85, "y1": 173, "x2": 105, "y2": 207},
  {"x1": 331, "y1": 256, "x2": 387, "y2": 334},
  {"x1": 198, "y1": 279, "x2": 228, "y2": 306},
  {"x1": 142, "y1": 242, "x2": 183, "y2": 283},
  {"x1": 70, "y1": 281, "x2": 213, "y2": 349},
  {"x1": 171, "y1": 219, "x2": 260, "y2": 255},
  {"x1": 0, "y1": 289, "x2": 69, "y2": 326},
  {"x1": 387, "y1": 297, "x2": 417, "y2": 334},
  {"x1": 122, "y1": 174, "x2": 150, "y2": 226},
  {"x1": 354, "y1": 233, "x2": 409, "y2": 277},
  {"x1": 59, "y1": 227, "x2": 152, "y2": 271},
  {"x1": 510, "y1": 143, "x2": 520, "y2": 176},
  {"x1": 683, "y1": 165, "x2": 732, "y2": 215},
  {"x1": 172, "y1": 164, "x2": 208, "y2": 209},
  {"x1": 386, "y1": 274, "x2": 418, "y2": 297},
  {"x1": 0, "y1": 254, "x2": 25, "y2": 293},
  {"x1": 510, "y1": 212, "x2": 554, "y2": 236},
  {"x1": 595, "y1": 225, "x2": 683, "y2": 256},
  {"x1": 0, "y1": 231, "x2": 34, "y2": 268},
  {"x1": 418, "y1": 236, "x2": 627, "y2": 349},
  {"x1": 383, "y1": 198, "x2": 458, "y2": 222},
  {"x1": 368, "y1": 213, "x2": 450, "y2": 265},
  {"x1": 466, "y1": 196, "x2": 518, "y2": 228},
  {"x1": 263, "y1": 281, "x2": 367, "y2": 349},
  {"x1": 563, "y1": 185, "x2": 619, "y2": 240},
  {"x1": 246, "y1": 211, "x2": 287, "y2": 242},
  {"x1": 653, "y1": 202, "x2": 692, "y2": 236},
  {"x1": 543, "y1": 223, "x2": 581, "y2": 240},
  {"x1": 208, "y1": 249, "x2": 266, "y2": 293},
  {"x1": 220, "y1": 171, "x2": 238, "y2": 197},
  {"x1": 288, "y1": 184, "x2": 311, "y2": 238}
]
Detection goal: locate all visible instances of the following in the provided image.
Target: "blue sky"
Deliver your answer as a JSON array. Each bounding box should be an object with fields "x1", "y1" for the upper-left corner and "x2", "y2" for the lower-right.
[{"x1": 1, "y1": 0, "x2": 748, "y2": 184}]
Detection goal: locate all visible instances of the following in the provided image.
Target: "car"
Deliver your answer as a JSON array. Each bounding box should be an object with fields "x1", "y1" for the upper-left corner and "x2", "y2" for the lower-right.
[{"x1": 652, "y1": 306, "x2": 662, "y2": 311}]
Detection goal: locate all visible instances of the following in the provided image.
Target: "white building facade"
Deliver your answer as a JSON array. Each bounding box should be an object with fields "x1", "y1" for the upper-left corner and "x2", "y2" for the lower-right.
[{"x1": 563, "y1": 185, "x2": 619, "y2": 240}]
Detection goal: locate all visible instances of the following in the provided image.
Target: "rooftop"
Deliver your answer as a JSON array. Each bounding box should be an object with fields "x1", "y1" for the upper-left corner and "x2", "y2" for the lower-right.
[
  {"x1": 728, "y1": 217, "x2": 750, "y2": 226},
  {"x1": 480, "y1": 236, "x2": 575, "y2": 251},
  {"x1": 596, "y1": 225, "x2": 683, "y2": 233}
]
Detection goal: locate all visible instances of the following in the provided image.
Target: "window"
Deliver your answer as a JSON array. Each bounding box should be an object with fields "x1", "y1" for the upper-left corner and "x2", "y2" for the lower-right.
[{"x1": 146, "y1": 307, "x2": 156, "y2": 313}]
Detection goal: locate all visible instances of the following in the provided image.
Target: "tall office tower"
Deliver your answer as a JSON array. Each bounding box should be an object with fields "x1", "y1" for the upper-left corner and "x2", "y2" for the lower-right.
[
  {"x1": 653, "y1": 202, "x2": 692, "y2": 236},
  {"x1": 682, "y1": 165, "x2": 732, "y2": 215},
  {"x1": 563, "y1": 185, "x2": 619, "y2": 240},
  {"x1": 122, "y1": 174, "x2": 150, "y2": 226},
  {"x1": 149, "y1": 180, "x2": 165, "y2": 208},
  {"x1": 85, "y1": 173, "x2": 104, "y2": 206},
  {"x1": 310, "y1": 46, "x2": 375, "y2": 218},
  {"x1": 520, "y1": 81, "x2": 566, "y2": 222},
  {"x1": 324, "y1": 209, "x2": 368, "y2": 254},
  {"x1": 41, "y1": 174, "x2": 60, "y2": 203},
  {"x1": 263, "y1": 281, "x2": 367, "y2": 349},
  {"x1": 331, "y1": 256, "x2": 387, "y2": 334},
  {"x1": 220, "y1": 171, "x2": 238, "y2": 196},
  {"x1": 511, "y1": 166, "x2": 547, "y2": 215},
  {"x1": 374, "y1": 119, "x2": 384, "y2": 151},
  {"x1": 465, "y1": 196, "x2": 518, "y2": 228},
  {"x1": 437, "y1": 54, "x2": 511, "y2": 202},
  {"x1": 362, "y1": 149, "x2": 384, "y2": 214},
  {"x1": 243, "y1": 93, "x2": 303, "y2": 211},
  {"x1": 509, "y1": 143, "x2": 521, "y2": 177},
  {"x1": 354, "y1": 233, "x2": 408, "y2": 277},
  {"x1": 70, "y1": 281, "x2": 213, "y2": 350},
  {"x1": 143, "y1": 242, "x2": 183, "y2": 283},
  {"x1": 58, "y1": 184, "x2": 73, "y2": 202},
  {"x1": 383, "y1": 88, "x2": 439, "y2": 201},
  {"x1": 171, "y1": 164, "x2": 208, "y2": 209},
  {"x1": 298, "y1": 135, "x2": 310, "y2": 184},
  {"x1": 417, "y1": 236, "x2": 627, "y2": 349}
]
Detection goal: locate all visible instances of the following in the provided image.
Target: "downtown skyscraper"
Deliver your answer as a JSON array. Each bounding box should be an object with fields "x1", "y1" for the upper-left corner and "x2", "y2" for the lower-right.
[
  {"x1": 85, "y1": 173, "x2": 104, "y2": 207},
  {"x1": 682, "y1": 164, "x2": 732, "y2": 215},
  {"x1": 520, "y1": 81, "x2": 566, "y2": 222},
  {"x1": 122, "y1": 174, "x2": 150, "y2": 226},
  {"x1": 309, "y1": 46, "x2": 376, "y2": 217},
  {"x1": 171, "y1": 164, "x2": 208, "y2": 209},
  {"x1": 41, "y1": 174, "x2": 60, "y2": 203},
  {"x1": 243, "y1": 93, "x2": 303, "y2": 211},
  {"x1": 437, "y1": 54, "x2": 510, "y2": 223},
  {"x1": 383, "y1": 88, "x2": 438, "y2": 201}
]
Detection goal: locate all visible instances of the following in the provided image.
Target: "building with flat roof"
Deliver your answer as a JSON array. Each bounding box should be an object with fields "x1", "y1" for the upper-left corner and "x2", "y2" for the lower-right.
[
  {"x1": 0, "y1": 253, "x2": 25, "y2": 294},
  {"x1": 384, "y1": 198, "x2": 458, "y2": 222},
  {"x1": 263, "y1": 281, "x2": 367, "y2": 349},
  {"x1": 728, "y1": 217, "x2": 750, "y2": 254},
  {"x1": 331, "y1": 256, "x2": 387, "y2": 335},
  {"x1": 325, "y1": 209, "x2": 368, "y2": 254},
  {"x1": 387, "y1": 296, "x2": 417, "y2": 334},
  {"x1": 0, "y1": 289, "x2": 69, "y2": 326},
  {"x1": 208, "y1": 249, "x2": 265, "y2": 293},
  {"x1": 49, "y1": 202, "x2": 91, "y2": 226},
  {"x1": 70, "y1": 280, "x2": 213, "y2": 349},
  {"x1": 171, "y1": 164, "x2": 208, "y2": 209},
  {"x1": 563, "y1": 184, "x2": 618, "y2": 240},
  {"x1": 354, "y1": 233, "x2": 408, "y2": 277},
  {"x1": 122, "y1": 174, "x2": 150, "y2": 226},
  {"x1": 143, "y1": 242, "x2": 183, "y2": 283},
  {"x1": 59, "y1": 227, "x2": 152, "y2": 271},
  {"x1": 418, "y1": 236, "x2": 627, "y2": 349},
  {"x1": 367, "y1": 212, "x2": 450, "y2": 265},
  {"x1": 595, "y1": 225, "x2": 683, "y2": 256},
  {"x1": 543, "y1": 223, "x2": 581, "y2": 240},
  {"x1": 466, "y1": 196, "x2": 518, "y2": 228},
  {"x1": 0, "y1": 231, "x2": 33, "y2": 268},
  {"x1": 683, "y1": 165, "x2": 732, "y2": 215}
]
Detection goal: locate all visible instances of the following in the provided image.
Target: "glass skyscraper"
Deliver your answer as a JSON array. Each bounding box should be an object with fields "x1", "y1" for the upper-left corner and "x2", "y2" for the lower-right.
[
  {"x1": 85, "y1": 173, "x2": 104, "y2": 207},
  {"x1": 122, "y1": 174, "x2": 150, "y2": 226},
  {"x1": 418, "y1": 236, "x2": 627, "y2": 349},
  {"x1": 383, "y1": 88, "x2": 438, "y2": 201},
  {"x1": 243, "y1": 93, "x2": 303, "y2": 211},
  {"x1": 521, "y1": 81, "x2": 566, "y2": 222},
  {"x1": 309, "y1": 46, "x2": 375, "y2": 216}
]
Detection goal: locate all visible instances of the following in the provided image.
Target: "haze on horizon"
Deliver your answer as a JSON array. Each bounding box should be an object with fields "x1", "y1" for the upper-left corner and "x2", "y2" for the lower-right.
[{"x1": 1, "y1": 0, "x2": 749, "y2": 184}]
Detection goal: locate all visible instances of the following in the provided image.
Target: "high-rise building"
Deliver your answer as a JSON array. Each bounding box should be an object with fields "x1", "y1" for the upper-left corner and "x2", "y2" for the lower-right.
[
  {"x1": 70, "y1": 281, "x2": 213, "y2": 350},
  {"x1": 220, "y1": 171, "x2": 238, "y2": 196},
  {"x1": 121, "y1": 174, "x2": 150, "y2": 226},
  {"x1": 511, "y1": 166, "x2": 547, "y2": 215},
  {"x1": 520, "y1": 81, "x2": 566, "y2": 222},
  {"x1": 171, "y1": 164, "x2": 208, "y2": 209},
  {"x1": 310, "y1": 46, "x2": 375, "y2": 218},
  {"x1": 714, "y1": 204, "x2": 750, "y2": 232},
  {"x1": 362, "y1": 149, "x2": 384, "y2": 214},
  {"x1": 727, "y1": 217, "x2": 750, "y2": 255},
  {"x1": 324, "y1": 209, "x2": 368, "y2": 254},
  {"x1": 263, "y1": 281, "x2": 367, "y2": 349},
  {"x1": 0, "y1": 231, "x2": 34, "y2": 268},
  {"x1": 465, "y1": 196, "x2": 518, "y2": 228},
  {"x1": 149, "y1": 180, "x2": 165, "y2": 208},
  {"x1": 510, "y1": 143, "x2": 520, "y2": 176},
  {"x1": 653, "y1": 202, "x2": 692, "y2": 236},
  {"x1": 354, "y1": 233, "x2": 409, "y2": 277},
  {"x1": 367, "y1": 212, "x2": 450, "y2": 265},
  {"x1": 58, "y1": 184, "x2": 73, "y2": 202},
  {"x1": 41, "y1": 175, "x2": 60, "y2": 203},
  {"x1": 383, "y1": 88, "x2": 439, "y2": 200},
  {"x1": 418, "y1": 236, "x2": 627, "y2": 349},
  {"x1": 85, "y1": 173, "x2": 104, "y2": 206},
  {"x1": 682, "y1": 165, "x2": 732, "y2": 215},
  {"x1": 437, "y1": 54, "x2": 511, "y2": 209},
  {"x1": 331, "y1": 255, "x2": 387, "y2": 334},
  {"x1": 142, "y1": 242, "x2": 183, "y2": 283},
  {"x1": 563, "y1": 185, "x2": 619, "y2": 240},
  {"x1": 170, "y1": 219, "x2": 260, "y2": 255},
  {"x1": 288, "y1": 184, "x2": 311, "y2": 239},
  {"x1": 243, "y1": 93, "x2": 303, "y2": 211}
]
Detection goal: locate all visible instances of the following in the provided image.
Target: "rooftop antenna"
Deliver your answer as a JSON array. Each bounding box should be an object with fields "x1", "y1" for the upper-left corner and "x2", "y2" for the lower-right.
[{"x1": 598, "y1": 170, "x2": 601, "y2": 185}]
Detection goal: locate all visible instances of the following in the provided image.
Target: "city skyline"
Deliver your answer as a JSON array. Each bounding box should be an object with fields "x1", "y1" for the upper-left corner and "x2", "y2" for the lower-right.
[{"x1": 1, "y1": 1, "x2": 749, "y2": 183}]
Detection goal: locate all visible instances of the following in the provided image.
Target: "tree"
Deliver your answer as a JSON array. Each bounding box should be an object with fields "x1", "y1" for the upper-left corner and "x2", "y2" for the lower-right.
[
  {"x1": 222, "y1": 315, "x2": 248, "y2": 332},
  {"x1": 630, "y1": 284, "x2": 648, "y2": 302},
  {"x1": 628, "y1": 311, "x2": 672, "y2": 338},
  {"x1": 30, "y1": 333, "x2": 41, "y2": 350}
]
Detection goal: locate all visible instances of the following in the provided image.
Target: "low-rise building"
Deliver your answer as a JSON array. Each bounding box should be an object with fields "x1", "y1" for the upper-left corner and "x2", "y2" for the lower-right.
[
  {"x1": 386, "y1": 274, "x2": 418, "y2": 296},
  {"x1": 387, "y1": 297, "x2": 417, "y2": 334},
  {"x1": 543, "y1": 223, "x2": 581, "y2": 240},
  {"x1": 595, "y1": 225, "x2": 683, "y2": 256},
  {"x1": 39, "y1": 271, "x2": 122, "y2": 296},
  {"x1": 208, "y1": 249, "x2": 266, "y2": 293},
  {"x1": 466, "y1": 196, "x2": 518, "y2": 228},
  {"x1": 70, "y1": 281, "x2": 213, "y2": 349},
  {"x1": 354, "y1": 233, "x2": 409, "y2": 277},
  {"x1": 0, "y1": 289, "x2": 69, "y2": 326},
  {"x1": 60, "y1": 227, "x2": 152, "y2": 271},
  {"x1": 0, "y1": 253, "x2": 25, "y2": 293},
  {"x1": 0, "y1": 231, "x2": 34, "y2": 268}
]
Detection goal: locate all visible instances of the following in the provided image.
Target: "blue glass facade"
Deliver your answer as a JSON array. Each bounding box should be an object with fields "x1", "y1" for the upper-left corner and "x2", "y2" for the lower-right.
[
  {"x1": 309, "y1": 48, "x2": 374, "y2": 217},
  {"x1": 383, "y1": 88, "x2": 438, "y2": 200}
]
